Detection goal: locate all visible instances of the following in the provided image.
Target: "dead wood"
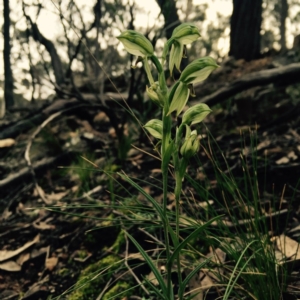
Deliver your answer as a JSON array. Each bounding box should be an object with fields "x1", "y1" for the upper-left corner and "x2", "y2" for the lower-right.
[
  {"x1": 192, "y1": 62, "x2": 300, "y2": 107},
  {"x1": 0, "y1": 92, "x2": 129, "y2": 140},
  {"x1": 0, "y1": 151, "x2": 74, "y2": 191},
  {"x1": 0, "y1": 98, "x2": 82, "y2": 140}
]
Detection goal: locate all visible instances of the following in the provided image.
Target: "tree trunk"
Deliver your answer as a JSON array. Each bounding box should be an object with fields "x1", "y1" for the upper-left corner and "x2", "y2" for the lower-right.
[
  {"x1": 3, "y1": 0, "x2": 14, "y2": 108},
  {"x1": 155, "y1": 0, "x2": 180, "y2": 39},
  {"x1": 279, "y1": 0, "x2": 288, "y2": 51},
  {"x1": 229, "y1": 0, "x2": 262, "y2": 61}
]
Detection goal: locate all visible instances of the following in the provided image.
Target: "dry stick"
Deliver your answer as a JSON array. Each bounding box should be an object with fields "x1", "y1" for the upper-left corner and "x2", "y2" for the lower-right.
[
  {"x1": 24, "y1": 111, "x2": 63, "y2": 204},
  {"x1": 95, "y1": 277, "x2": 113, "y2": 300},
  {"x1": 24, "y1": 104, "x2": 85, "y2": 204}
]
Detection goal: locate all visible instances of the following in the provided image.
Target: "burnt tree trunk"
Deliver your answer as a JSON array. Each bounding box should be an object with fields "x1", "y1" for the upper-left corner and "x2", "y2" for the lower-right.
[
  {"x1": 229, "y1": 0, "x2": 262, "y2": 61},
  {"x1": 279, "y1": 0, "x2": 288, "y2": 51},
  {"x1": 3, "y1": 0, "x2": 14, "y2": 108},
  {"x1": 155, "y1": 0, "x2": 180, "y2": 39}
]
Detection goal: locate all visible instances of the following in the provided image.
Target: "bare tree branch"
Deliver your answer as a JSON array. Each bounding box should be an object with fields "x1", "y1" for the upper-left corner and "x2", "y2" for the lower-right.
[{"x1": 22, "y1": 6, "x2": 65, "y2": 86}]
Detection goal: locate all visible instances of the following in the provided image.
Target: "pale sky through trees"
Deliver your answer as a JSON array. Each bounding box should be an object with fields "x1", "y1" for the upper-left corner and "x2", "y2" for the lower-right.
[
  {"x1": 0, "y1": 0, "x2": 297, "y2": 100},
  {"x1": 0, "y1": 0, "x2": 233, "y2": 100}
]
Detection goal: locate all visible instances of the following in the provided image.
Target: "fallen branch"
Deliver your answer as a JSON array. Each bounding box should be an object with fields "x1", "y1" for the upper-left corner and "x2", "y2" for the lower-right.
[
  {"x1": 0, "y1": 152, "x2": 74, "y2": 191},
  {"x1": 193, "y1": 62, "x2": 300, "y2": 107}
]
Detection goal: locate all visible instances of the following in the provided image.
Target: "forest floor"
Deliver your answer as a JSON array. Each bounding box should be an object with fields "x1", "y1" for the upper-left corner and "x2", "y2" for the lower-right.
[{"x1": 1, "y1": 51, "x2": 300, "y2": 300}]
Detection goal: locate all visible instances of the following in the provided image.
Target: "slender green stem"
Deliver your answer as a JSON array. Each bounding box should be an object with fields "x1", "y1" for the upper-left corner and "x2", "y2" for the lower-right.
[
  {"x1": 151, "y1": 50, "x2": 186, "y2": 298},
  {"x1": 161, "y1": 107, "x2": 172, "y2": 298},
  {"x1": 174, "y1": 124, "x2": 189, "y2": 295},
  {"x1": 174, "y1": 174, "x2": 183, "y2": 295},
  {"x1": 172, "y1": 157, "x2": 184, "y2": 294},
  {"x1": 149, "y1": 52, "x2": 174, "y2": 298},
  {"x1": 151, "y1": 55, "x2": 163, "y2": 74},
  {"x1": 162, "y1": 166, "x2": 172, "y2": 298}
]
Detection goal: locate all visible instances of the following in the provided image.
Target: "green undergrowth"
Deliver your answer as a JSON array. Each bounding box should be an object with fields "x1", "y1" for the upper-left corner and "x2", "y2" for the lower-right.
[
  {"x1": 66, "y1": 254, "x2": 125, "y2": 300},
  {"x1": 180, "y1": 127, "x2": 293, "y2": 299},
  {"x1": 43, "y1": 22, "x2": 298, "y2": 299},
  {"x1": 44, "y1": 124, "x2": 299, "y2": 300}
]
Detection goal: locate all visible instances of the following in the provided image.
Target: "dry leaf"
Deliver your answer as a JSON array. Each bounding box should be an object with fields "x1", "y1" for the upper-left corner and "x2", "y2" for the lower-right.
[
  {"x1": 287, "y1": 151, "x2": 298, "y2": 160},
  {"x1": 45, "y1": 257, "x2": 58, "y2": 271},
  {"x1": 184, "y1": 268, "x2": 203, "y2": 300},
  {"x1": 276, "y1": 234, "x2": 300, "y2": 259},
  {"x1": 199, "y1": 270, "x2": 215, "y2": 290},
  {"x1": 146, "y1": 271, "x2": 159, "y2": 286},
  {"x1": 32, "y1": 221, "x2": 55, "y2": 230},
  {"x1": 0, "y1": 138, "x2": 15, "y2": 148},
  {"x1": 0, "y1": 260, "x2": 21, "y2": 272},
  {"x1": 46, "y1": 191, "x2": 68, "y2": 202},
  {"x1": 16, "y1": 253, "x2": 30, "y2": 266},
  {"x1": 275, "y1": 157, "x2": 289, "y2": 165},
  {"x1": 0, "y1": 235, "x2": 40, "y2": 262}
]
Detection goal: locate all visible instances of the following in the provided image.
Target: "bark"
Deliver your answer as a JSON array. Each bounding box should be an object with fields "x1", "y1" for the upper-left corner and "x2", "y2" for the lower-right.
[
  {"x1": 229, "y1": 0, "x2": 263, "y2": 61},
  {"x1": 93, "y1": 0, "x2": 101, "y2": 78},
  {"x1": 155, "y1": 0, "x2": 180, "y2": 39},
  {"x1": 3, "y1": 0, "x2": 14, "y2": 108},
  {"x1": 279, "y1": 0, "x2": 288, "y2": 51}
]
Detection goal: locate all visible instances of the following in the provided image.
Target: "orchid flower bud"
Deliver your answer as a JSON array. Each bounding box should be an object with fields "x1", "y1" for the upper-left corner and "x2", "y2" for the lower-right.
[
  {"x1": 179, "y1": 57, "x2": 219, "y2": 84},
  {"x1": 168, "y1": 23, "x2": 201, "y2": 76},
  {"x1": 144, "y1": 119, "x2": 163, "y2": 139},
  {"x1": 117, "y1": 30, "x2": 154, "y2": 58},
  {"x1": 171, "y1": 23, "x2": 201, "y2": 45},
  {"x1": 146, "y1": 82, "x2": 164, "y2": 107},
  {"x1": 167, "y1": 81, "x2": 190, "y2": 116},
  {"x1": 180, "y1": 126, "x2": 199, "y2": 159},
  {"x1": 182, "y1": 103, "x2": 212, "y2": 126}
]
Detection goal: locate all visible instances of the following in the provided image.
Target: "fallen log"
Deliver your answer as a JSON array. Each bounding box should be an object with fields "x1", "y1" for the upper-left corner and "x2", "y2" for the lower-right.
[
  {"x1": 0, "y1": 151, "x2": 75, "y2": 191},
  {"x1": 192, "y1": 62, "x2": 300, "y2": 107}
]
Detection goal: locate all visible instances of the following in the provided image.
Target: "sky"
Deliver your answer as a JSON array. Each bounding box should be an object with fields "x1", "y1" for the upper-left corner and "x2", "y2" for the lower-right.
[{"x1": 33, "y1": 0, "x2": 232, "y2": 40}]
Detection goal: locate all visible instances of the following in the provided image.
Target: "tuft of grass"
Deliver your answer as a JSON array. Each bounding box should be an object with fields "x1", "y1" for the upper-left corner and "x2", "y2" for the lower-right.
[{"x1": 182, "y1": 126, "x2": 292, "y2": 299}]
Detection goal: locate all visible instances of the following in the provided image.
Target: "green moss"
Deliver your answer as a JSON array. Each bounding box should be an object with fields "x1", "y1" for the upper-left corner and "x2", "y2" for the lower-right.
[
  {"x1": 68, "y1": 254, "x2": 122, "y2": 300},
  {"x1": 77, "y1": 249, "x2": 89, "y2": 260},
  {"x1": 103, "y1": 281, "x2": 131, "y2": 300},
  {"x1": 110, "y1": 230, "x2": 125, "y2": 253},
  {"x1": 57, "y1": 268, "x2": 71, "y2": 277}
]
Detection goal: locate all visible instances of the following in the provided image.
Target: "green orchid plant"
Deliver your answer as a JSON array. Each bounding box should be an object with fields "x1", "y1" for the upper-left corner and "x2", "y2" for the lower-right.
[{"x1": 117, "y1": 24, "x2": 219, "y2": 299}]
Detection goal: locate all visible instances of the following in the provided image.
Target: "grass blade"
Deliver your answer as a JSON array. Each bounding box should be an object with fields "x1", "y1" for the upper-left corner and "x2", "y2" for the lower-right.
[
  {"x1": 178, "y1": 258, "x2": 211, "y2": 299},
  {"x1": 126, "y1": 232, "x2": 168, "y2": 298},
  {"x1": 169, "y1": 215, "x2": 222, "y2": 266}
]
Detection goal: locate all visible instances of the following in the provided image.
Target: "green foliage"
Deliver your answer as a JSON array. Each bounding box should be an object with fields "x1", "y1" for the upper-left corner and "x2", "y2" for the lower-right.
[
  {"x1": 49, "y1": 8, "x2": 297, "y2": 299},
  {"x1": 184, "y1": 128, "x2": 291, "y2": 299},
  {"x1": 67, "y1": 153, "x2": 96, "y2": 194},
  {"x1": 118, "y1": 23, "x2": 218, "y2": 299}
]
